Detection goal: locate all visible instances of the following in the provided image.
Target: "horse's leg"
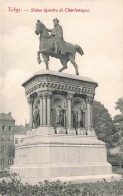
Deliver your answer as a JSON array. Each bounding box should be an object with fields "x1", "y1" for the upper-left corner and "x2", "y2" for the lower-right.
[
  {"x1": 41, "y1": 53, "x2": 49, "y2": 70},
  {"x1": 37, "y1": 51, "x2": 41, "y2": 64},
  {"x1": 59, "y1": 57, "x2": 68, "y2": 72},
  {"x1": 37, "y1": 49, "x2": 49, "y2": 64},
  {"x1": 68, "y1": 54, "x2": 79, "y2": 75}
]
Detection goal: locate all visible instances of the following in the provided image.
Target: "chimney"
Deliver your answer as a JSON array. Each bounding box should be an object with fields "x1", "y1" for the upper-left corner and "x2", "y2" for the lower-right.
[{"x1": 8, "y1": 112, "x2": 11, "y2": 116}]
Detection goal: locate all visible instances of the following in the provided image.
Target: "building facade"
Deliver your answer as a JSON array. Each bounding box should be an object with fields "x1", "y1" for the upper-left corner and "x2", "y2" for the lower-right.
[
  {"x1": 14, "y1": 125, "x2": 27, "y2": 145},
  {"x1": 0, "y1": 113, "x2": 15, "y2": 171}
]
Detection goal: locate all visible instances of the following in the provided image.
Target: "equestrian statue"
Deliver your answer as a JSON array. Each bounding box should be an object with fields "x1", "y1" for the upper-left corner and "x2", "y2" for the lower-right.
[{"x1": 35, "y1": 18, "x2": 84, "y2": 75}]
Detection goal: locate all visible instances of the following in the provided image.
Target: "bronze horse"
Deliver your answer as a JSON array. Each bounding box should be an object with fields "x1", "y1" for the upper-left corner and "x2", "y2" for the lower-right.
[{"x1": 35, "y1": 21, "x2": 84, "y2": 75}]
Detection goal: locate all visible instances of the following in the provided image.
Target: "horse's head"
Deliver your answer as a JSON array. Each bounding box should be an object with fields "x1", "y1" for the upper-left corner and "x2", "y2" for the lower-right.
[{"x1": 35, "y1": 20, "x2": 43, "y2": 35}]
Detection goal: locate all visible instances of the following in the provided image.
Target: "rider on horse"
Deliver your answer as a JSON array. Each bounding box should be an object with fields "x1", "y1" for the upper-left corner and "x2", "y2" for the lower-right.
[
  {"x1": 35, "y1": 18, "x2": 84, "y2": 75},
  {"x1": 48, "y1": 18, "x2": 66, "y2": 54}
]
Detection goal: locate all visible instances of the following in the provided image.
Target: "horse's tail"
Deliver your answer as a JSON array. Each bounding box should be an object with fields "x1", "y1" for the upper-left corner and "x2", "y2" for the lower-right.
[{"x1": 75, "y1": 45, "x2": 84, "y2": 56}]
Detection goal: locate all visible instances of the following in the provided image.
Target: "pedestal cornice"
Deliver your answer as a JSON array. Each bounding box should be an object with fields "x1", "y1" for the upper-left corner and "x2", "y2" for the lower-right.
[{"x1": 22, "y1": 71, "x2": 98, "y2": 97}]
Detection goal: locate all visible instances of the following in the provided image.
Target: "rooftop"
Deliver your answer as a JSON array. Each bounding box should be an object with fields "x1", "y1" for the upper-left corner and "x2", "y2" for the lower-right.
[
  {"x1": 14, "y1": 125, "x2": 28, "y2": 135},
  {"x1": 0, "y1": 112, "x2": 15, "y2": 121}
]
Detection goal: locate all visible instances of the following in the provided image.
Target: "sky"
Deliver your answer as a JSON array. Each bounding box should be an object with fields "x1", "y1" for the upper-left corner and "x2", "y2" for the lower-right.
[{"x1": 0, "y1": 0, "x2": 123, "y2": 125}]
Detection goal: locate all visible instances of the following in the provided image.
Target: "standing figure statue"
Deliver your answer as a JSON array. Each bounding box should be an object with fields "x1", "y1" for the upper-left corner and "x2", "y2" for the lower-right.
[
  {"x1": 76, "y1": 107, "x2": 83, "y2": 128},
  {"x1": 55, "y1": 104, "x2": 64, "y2": 126},
  {"x1": 33, "y1": 104, "x2": 40, "y2": 128},
  {"x1": 35, "y1": 18, "x2": 84, "y2": 75},
  {"x1": 73, "y1": 107, "x2": 83, "y2": 128}
]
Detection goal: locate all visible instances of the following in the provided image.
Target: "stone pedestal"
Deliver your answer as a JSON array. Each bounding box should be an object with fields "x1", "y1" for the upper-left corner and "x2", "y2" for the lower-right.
[
  {"x1": 56, "y1": 127, "x2": 66, "y2": 134},
  {"x1": 10, "y1": 70, "x2": 121, "y2": 184},
  {"x1": 67, "y1": 127, "x2": 76, "y2": 135},
  {"x1": 11, "y1": 135, "x2": 111, "y2": 181},
  {"x1": 36, "y1": 126, "x2": 55, "y2": 135},
  {"x1": 76, "y1": 128, "x2": 86, "y2": 135}
]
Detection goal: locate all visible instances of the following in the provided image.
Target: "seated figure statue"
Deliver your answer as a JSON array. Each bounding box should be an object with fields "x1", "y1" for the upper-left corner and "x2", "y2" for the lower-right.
[{"x1": 47, "y1": 18, "x2": 66, "y2": 54}]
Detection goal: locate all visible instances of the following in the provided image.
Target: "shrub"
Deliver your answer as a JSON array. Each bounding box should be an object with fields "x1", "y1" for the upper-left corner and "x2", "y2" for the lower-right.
[
  {"x1": 0, "y1": 171, "x2": 10, "y2": 178},
  {"x1": 0, "y1": 175, "x2": 123, "y2": 196},
  {"x1": 108, "y1": 153, "x2": 123, "y2": 167}
]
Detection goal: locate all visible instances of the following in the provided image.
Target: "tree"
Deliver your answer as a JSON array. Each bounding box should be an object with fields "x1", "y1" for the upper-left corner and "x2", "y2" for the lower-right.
[
  {"x1": 115, "y1": 97, "x2": 123, "y2": 114},
  {"x1": 114, "y1": 97, "x2": 123, "y2": 137},
  {"x1": 93, "y1": 100, "x2": 120, "y2": 149}
]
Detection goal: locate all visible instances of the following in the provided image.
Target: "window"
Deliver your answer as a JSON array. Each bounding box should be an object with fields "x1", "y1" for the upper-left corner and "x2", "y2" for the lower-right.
[
  {"x1": 1, "y1": 135, "x2": 5, "y2": 141},
  {"x1": 2, "y1": 125, "x2": 6, "y2": 131},
  {"x1": 1, "y1": 159, "x2": 4, "y2": 165},
  {"x1": 8, "y1": 135, "x2": 13, "y2": 141},
  {"x1": 9, "y1": 126, "x2": 13, "y2": 131},
  {"x1": 15, "y1": 138, "x2": 18, "y2": 144},
  {"x1": 20, "y1": 138, "x2": 24, "y2": 142},
  {"x1": 8, "y1": 159, "x2": 13, "y2": 166},
  {"x1": 1, "y1": 146, "x2": 5, "y2": 153}
]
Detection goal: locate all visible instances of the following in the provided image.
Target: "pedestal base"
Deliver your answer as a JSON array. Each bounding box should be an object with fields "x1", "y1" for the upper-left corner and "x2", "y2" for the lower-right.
[
  {"x1": 76, "y1": 128, "x2": 86, "y2": 135},
  {"x1": 56, "y1": 127, "x2": 66, "y2": 134},
  {"x1": 10, "y1": 171, "x2": 121, "y2": 185},
  {"x1": 10, "y1": 134, "x2": 118, "y2": 184},
  {"x1": 87, "y1": 130, "x2": 96, "y2": 136},
  {"x1": 26, "y1": 126, "x2": 55, "y2": 137},
  {"x1": 50, "y1": 174, "x2": 121, "y2": 184},
  {"x1": 67, "y1": 127, "x2": 76, "y2": 135},
  {"x1": 11, "y1": 162, "x2": 112, "y2": 179}
]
